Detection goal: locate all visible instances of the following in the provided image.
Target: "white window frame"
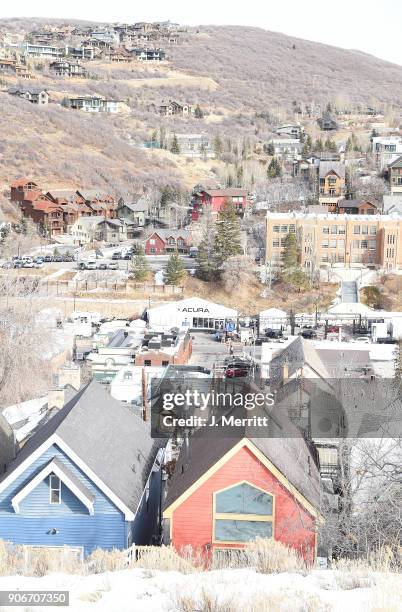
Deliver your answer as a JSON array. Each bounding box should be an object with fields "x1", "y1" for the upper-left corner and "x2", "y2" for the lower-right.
[{"x1": 49, "y1": 475, "x2": 61, "y2": 505}]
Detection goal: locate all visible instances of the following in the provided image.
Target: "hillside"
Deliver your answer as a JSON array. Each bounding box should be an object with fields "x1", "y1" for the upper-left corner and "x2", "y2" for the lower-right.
[
  {"x1": 1, "y1": 20, "x2": 402, "y2": 199},
  {"x1": 171, "y1": 26, "x2": 402, "y2": 110}
]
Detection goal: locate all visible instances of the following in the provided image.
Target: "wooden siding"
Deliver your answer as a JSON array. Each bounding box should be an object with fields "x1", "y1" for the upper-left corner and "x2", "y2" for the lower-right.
[
  {"x1": 170, "y1": 445, "x2": 316, "y2": 563},
  {"x1": 0, "y1": 444, "x2": 126, "y2": 554}
]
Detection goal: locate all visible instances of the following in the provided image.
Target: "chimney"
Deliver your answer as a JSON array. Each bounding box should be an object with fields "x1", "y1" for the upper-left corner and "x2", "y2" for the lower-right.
[{"x1": 48, "y1": 388, "x2": 65, "y2": 410}]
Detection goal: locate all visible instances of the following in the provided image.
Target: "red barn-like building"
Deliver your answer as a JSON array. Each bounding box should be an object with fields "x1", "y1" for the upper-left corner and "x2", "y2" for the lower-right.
[
  {"x1": 192, "y1": 188, "x2": 247, "y2": 220},
  {"x1": 145, "y1": 229, "x2": 191, "y2": 255},
  {"x1": 163, "y1": 423, "x2": 321, "y2": 564}
]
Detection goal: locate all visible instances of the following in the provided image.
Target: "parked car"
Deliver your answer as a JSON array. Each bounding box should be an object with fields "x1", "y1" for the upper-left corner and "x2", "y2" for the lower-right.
[
  {"x1": 97, "y1": 261, "x2": 108, "y2": 270},
  {"x1": 354, "y1": 327, "x2": 369, "y2": 336},
  {"x1": 107, "y1": 261, "x2": 119, "y2": 270},
  {"x1": 189, "y1": 247, "x2": 198, "y2": 258},
  {"x1": 326, "y1": 325, "x2": 339, "y2": 333},
  {"x1": 112, "y1": 252, "x2": 122, "y2": 260},
  {"x1": 377, "y1": 337, "x2": 397, "y2": 344},
  {"x1": 2, "y1": 261, "x2": 13, "y2": 268},
  {"x1": 352, "y1": 337, "x2": 371, "y2": 344},
  {"x1": 33, "y1": 261, "x2": 43, "y2": 268},
  {"x1": 265, "y1": 328, "x2": 283, "y2": 339},
  {"x1": 44, "y1": 255, "x2": 53, "y2": 262},
  {"x1": 61, "y1": 254, "x2": 74, "y2": 262},
  {"x1": 22, "y1": 260, "x2": 35, "y2": 268},
  {"x1": 225, "y1": 365, "x2": 250, "y2": 378},
  {"x1": 299, "y1": 329, "x2": 317, "y2": 339},
  {"x1": 78, "y1": 260, "x2": 97, "y2": 270},
  {"x1": 53, "y1": 255, "x2": 63, "y2": 262},
  {"x1": 13, "y1": 260, "x2": 23, "y2": 268},
  {"x1": 123, "y1": 253, "x2": 132, "y2": 260}
]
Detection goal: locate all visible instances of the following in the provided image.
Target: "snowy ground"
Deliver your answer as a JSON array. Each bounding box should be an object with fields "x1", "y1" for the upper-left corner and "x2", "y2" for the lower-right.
[{"x1": 0, "y1": 568, "x2": 400, "y2": 611}]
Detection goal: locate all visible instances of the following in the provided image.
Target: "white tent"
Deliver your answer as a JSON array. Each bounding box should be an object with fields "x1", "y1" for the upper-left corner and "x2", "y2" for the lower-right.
[{"x1": 147, "y1": 297, "x2": 238, "y2": 329}]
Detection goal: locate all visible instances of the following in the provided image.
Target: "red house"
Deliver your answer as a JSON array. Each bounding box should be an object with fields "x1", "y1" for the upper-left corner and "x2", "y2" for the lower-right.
[
  {"x1": 163, "y1": 425, "x2": 321, "y2": 564},
  {"x1": 192, "y1": 188, "x2": 248, "y2": 221},
  {"x1": 335, "y1": 199, "x2": 378, "y2": 215},
  {"x1": 145, "y1": 229, "x2": 191, "y2": 255},
  {"x1": 10, "y1": 178, "x2": 40, "y2": 203}
]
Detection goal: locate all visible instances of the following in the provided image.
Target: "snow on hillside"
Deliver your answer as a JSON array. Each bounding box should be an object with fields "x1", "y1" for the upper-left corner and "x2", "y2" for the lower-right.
[{"x1": 0, "y1": 567, "x2": 400, "y2": 611}]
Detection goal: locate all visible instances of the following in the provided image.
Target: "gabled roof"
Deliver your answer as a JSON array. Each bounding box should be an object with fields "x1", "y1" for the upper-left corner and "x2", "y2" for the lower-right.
[
  {"x1": 0, "y1": 381, "x2": 164, "y2": 517},
  {"x1": 203, "y1": 188, "x2": 247, "y2": 197},
  {"x1": 337, "y1": 198, "x2": 377, "y2": 209},
  {"x1": 388, "y1": 155, "x2": 402, "y2": 169},
  {"x1": 319, "y1": 161, "x2": 345, "y2": 179},
  {"x1": 164, "y1": 402, "x2": 321, "y2": 516},
  {"x1": 119, "y1": 199, "x2": 148, "y2": 213},
  {"x1": 11, "y1": 178, "x2": 38, "y2": 188},
  {"x1": 148, "y1": 229, "x2": 190, "y2": 241},
  {"x1": 270, "y1": 336, "x2": 330, "y2": 382}
]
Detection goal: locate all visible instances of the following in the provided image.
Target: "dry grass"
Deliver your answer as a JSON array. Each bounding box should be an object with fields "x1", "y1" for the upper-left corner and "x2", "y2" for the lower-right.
[
  {"x1": 377, "y1": 274, "x2": 402, "y2": 311},
  {"x1": 182, "y1": 275, "x2": 338, "y2": 315}
]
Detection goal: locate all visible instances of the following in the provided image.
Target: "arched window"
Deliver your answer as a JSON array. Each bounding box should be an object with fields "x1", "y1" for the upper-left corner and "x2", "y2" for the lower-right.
[{"x1": 214, "y1": 482, "x2": 274, "y2": 544}]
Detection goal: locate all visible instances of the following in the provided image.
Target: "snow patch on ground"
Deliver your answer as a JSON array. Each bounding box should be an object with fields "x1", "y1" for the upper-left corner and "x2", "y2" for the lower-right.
[{"x1": 0, "y1": 568, "x2": 400, "y2": 612}]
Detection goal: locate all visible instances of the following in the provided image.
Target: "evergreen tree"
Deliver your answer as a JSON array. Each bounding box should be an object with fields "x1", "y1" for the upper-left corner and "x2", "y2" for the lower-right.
[
  {"x1": 281, "y1": 233, "x2": 298, "y2": 270},
  {"x1": 314, "y1": 138, "x2": 324, "y2": 152},
  {"x1": 196, "y1": 207, "x2": 217, "y2": 281},
  {"x1": 159, "y1": 126, "x2": 166, "y2": 149},
  {"x1": 170, "y1": 133, "x2": 180, "y2": 154},
  {"x1": 326, "y1": 102, "x2": 333, "y2": 113},
  {"x1": 345, "y1": 137, "x2": 353, "y2": 152},
  {"x1": 267, "y1": 157, "x2": 282, "y2": 178},
  {"x1": 213, "y1": 135, "x2": 223, "y2": 159},
  {"x1": 227, "y1": 173, "x2": 234, "y2": 188},
  {"x1": 194, "y1": 104, "x2": 204, "y2": 119},
  {"x1": 160, "y1": 186, "x2": 173, "y2": 208},
  {"x1": 213, "y1": 200, "x2": 242, "y2": 272},
  {"x1": 164, "y1": 250, "x2": 185, "y2": 286},
  {"x1": 151, "y1": 129, "x2": 158, "y2": 146},
  {"x1": 236, "y1": 165, "x2": 244, "y2": 187},
  {"x1": 129, "y1": 246, "x2": 149, "y2": 281},
  {"x1": 265, "y1": 142, "x2": 275, "y2": 156},
  {"x1": 325, "y1": 138, "x2": 337, "y2": 152}
]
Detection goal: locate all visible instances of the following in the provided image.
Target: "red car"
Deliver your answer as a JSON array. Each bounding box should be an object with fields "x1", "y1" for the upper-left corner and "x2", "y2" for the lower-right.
[
  {"x1": 225, "y1": 366, "x2": 249, "y2": 378},
  {"x1": 327, "y1": 325, "x2": 340, "y2": 333}
]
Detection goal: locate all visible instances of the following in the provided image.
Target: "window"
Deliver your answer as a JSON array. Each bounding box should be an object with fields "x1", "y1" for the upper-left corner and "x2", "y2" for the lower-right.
[
  {"x1": 369, "y1": 240, "x2": 376, "y2": 250},
  {"x1": 337, "y1": 240, "x2": 345, "y2": 250},
  {"x1": 289, "y1": 224, "x2": 296, "y2": 233},
  {"x1": 150, "y1": 238, "x2": 155, "y2": 245},
  {"x1": 272, "y1": 239, "x2": 279, "y2": 247},
  {"x1": 361, "y1": 226, "x2": 368, "y2": 235},
  {"x1": 322, "y1": 226, "x2": 330, "y2": 234},
  {"x1": 123, "y1": 371, "x2": 132, "y2": 380},
  {"x1": 273, "y1": 225, "x2": 280, "y2": 233},
  {"x1": 361, "y1": 240, "x2": 368, "y2": 249},
  {"x1": 322, "y1": 240, "x2": 329, "y2": 248},
  {"x1": 330, "y1": 226, "x2": 337, "y2": 234},
  {"x1": 49, "y1": 475, "x2": 61, "y2": 504},
  {"x1": 280, "y1": 225, "x2": 288, "y2": 233},
  {"x1": 162, "y1": 360, "x2": 169, "y2": 366},
  {"x1": 214, "y1": 483, "x2": 273, "y2": 544},
  {"x1": 338, "y1": 226, "x2": 346, "y2": 235},
  {"x1": 370, "y1": 226, "x2": 377, "y2": 235},
  {"x1": 354, "y1": 226, "x2": 360, "y2": 234},
  {"x1": 329, "y1": 240, "x2": 337, "y2": 249},
  {"x1": 328, "y1": 177, "x2": 337, "y2": 185},
  {"x1": 144, "y1": 360, "x2": 151, "y2": 367},
  {"x1": 280, "y1": 237, "x2": 286, "y2": 247},
  {"x1": 337, "y1": 253, "x2": 345, "y2": 262},
  {"x1": 352, "y1": 240, "x2": 360, "y2": 249},
  {"x1": 329, "y1": 188, "x2": 336, "y2": 195},
  {"x1": 150, "y1": 247, "x2": 156, "y2": 254}
]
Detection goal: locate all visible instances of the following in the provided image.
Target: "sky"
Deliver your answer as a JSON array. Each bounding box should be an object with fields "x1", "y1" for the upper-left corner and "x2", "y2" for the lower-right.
[{"x1": 2, "y1": 0, "x2": 402, "y2": 66}]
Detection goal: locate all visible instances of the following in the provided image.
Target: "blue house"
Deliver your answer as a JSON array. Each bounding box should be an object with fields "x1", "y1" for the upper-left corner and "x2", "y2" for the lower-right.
[{"x1": 0, "y1": 381, "x2": 165, "y2": 557}]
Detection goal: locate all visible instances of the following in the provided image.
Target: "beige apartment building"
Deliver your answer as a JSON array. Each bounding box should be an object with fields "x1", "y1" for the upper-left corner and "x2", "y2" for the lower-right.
[{"x1": 265, "y1": 212, "x2": 402, "y2": 270}]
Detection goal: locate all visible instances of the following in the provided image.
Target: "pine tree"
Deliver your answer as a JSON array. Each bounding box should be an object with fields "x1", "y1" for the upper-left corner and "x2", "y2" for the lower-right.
[
  {"x1": 213, "y1": 135, "x2": 223, "y2": 159},
  {"x1": 129, "y1": 246, "x2": 149, "y2": 281},
  {"x1": 236, "y1": 165, "x2": 244, "y2": 187},
  {"x1": 159, "y1": 126, "x2": 166, "y2": 149},
  {"x1": 281, "y1": 233, "x2": 298, "y2": 271},
  {"x1": 194, "y1": 104, "x2": 204, "y2": 119},
  {"x1": 170, "y1": 133, "x2": 180, "y2": 154},
  {"x1": 164, "y1": 251, "x2": 185, "y2": 286},
  {"x1": 314, "y1": 138, "x2": 324, "y2": 152},
  {"x1": 227, "y1": 173, "x2": 234, "y2": 188},
  {"x1": 196, "y1": 207, "x2": 217, "y2": 281},
  {"x1": 151, "y1": 129, "x2": 158, "y2": 146},
  {"x1": 266, "y1": 142, "x2": 275, "y2": 156},
  {"x1": 213, "y1": 200, "x2": 242, "y2": 272},
  {"x1": 267, "y1": 157, "x2": 282, "y2": 178}
]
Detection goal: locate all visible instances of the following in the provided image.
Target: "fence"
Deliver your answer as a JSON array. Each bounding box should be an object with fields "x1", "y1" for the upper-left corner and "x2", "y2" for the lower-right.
[{"x1": 36, "y1": 280, "x2": 184, "y2": 296}]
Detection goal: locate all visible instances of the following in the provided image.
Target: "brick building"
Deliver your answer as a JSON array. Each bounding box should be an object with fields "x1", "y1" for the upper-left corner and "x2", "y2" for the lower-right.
[{"x1": 265, "y1": 211, "x2": 402, "y2": 271}]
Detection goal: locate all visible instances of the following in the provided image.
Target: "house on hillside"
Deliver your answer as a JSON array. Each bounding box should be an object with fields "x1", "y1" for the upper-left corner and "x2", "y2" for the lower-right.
[
  {"x1": 63, "y1": 95, "x2": 126, "y2": 113},
  {"x1": 163, "y1": 402, "x2": 322, "y2": 564},
  {"x1": 75, "y1": 190, "x2": 117, "y2": 218},
  {"x1": 275, "y1": 124, "x2": 304, "y2": 138},
  {"x1": 158, "y1": 100, "x2": 192, "y2": 117},
  {"x1": 0, "y1": 381, "x2": 165, "y2": 556},
  {"x1": 372, "y1": 137, "x2": 402, "y2": 170},
  {"x1": 132, "y1": 48, "x2": 166, "y2": 61},
  {"x1": 192, "y1": 188, "x2": 248, "y2": 220},
  {"x1": 10, "y1": 179, "x2": 40, "y2": 203},
  {"x1": 336, "y1": 199, "x2": 377, "y2": 215},
  {"x1": 8, "y1": 87, "x2": 49, "y2": 105},
  {"x1": 49, "y1": 60, "x2": 87, "y2": 77},
  {"x1": 268, "y1": 138, "x2": 303, "y2": 159},
  {"x1": 21, "y1": 196, "x2": 66, "y2": 236},
  {"x1": 145, "y1": 229, "x2": 191, "y2": 255},
  {"x1": 317, "y1": 114, "x2": 338, "y2": 131},
  {"x1": 318, "y1": 162, "x2": 345, "y2": 208},
  {"x1": 117, "y1": 198, "x2": 148, "y2": 228},
  {"x1": 387, "y1": 155, "x2": 402, "y2": 194}
]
